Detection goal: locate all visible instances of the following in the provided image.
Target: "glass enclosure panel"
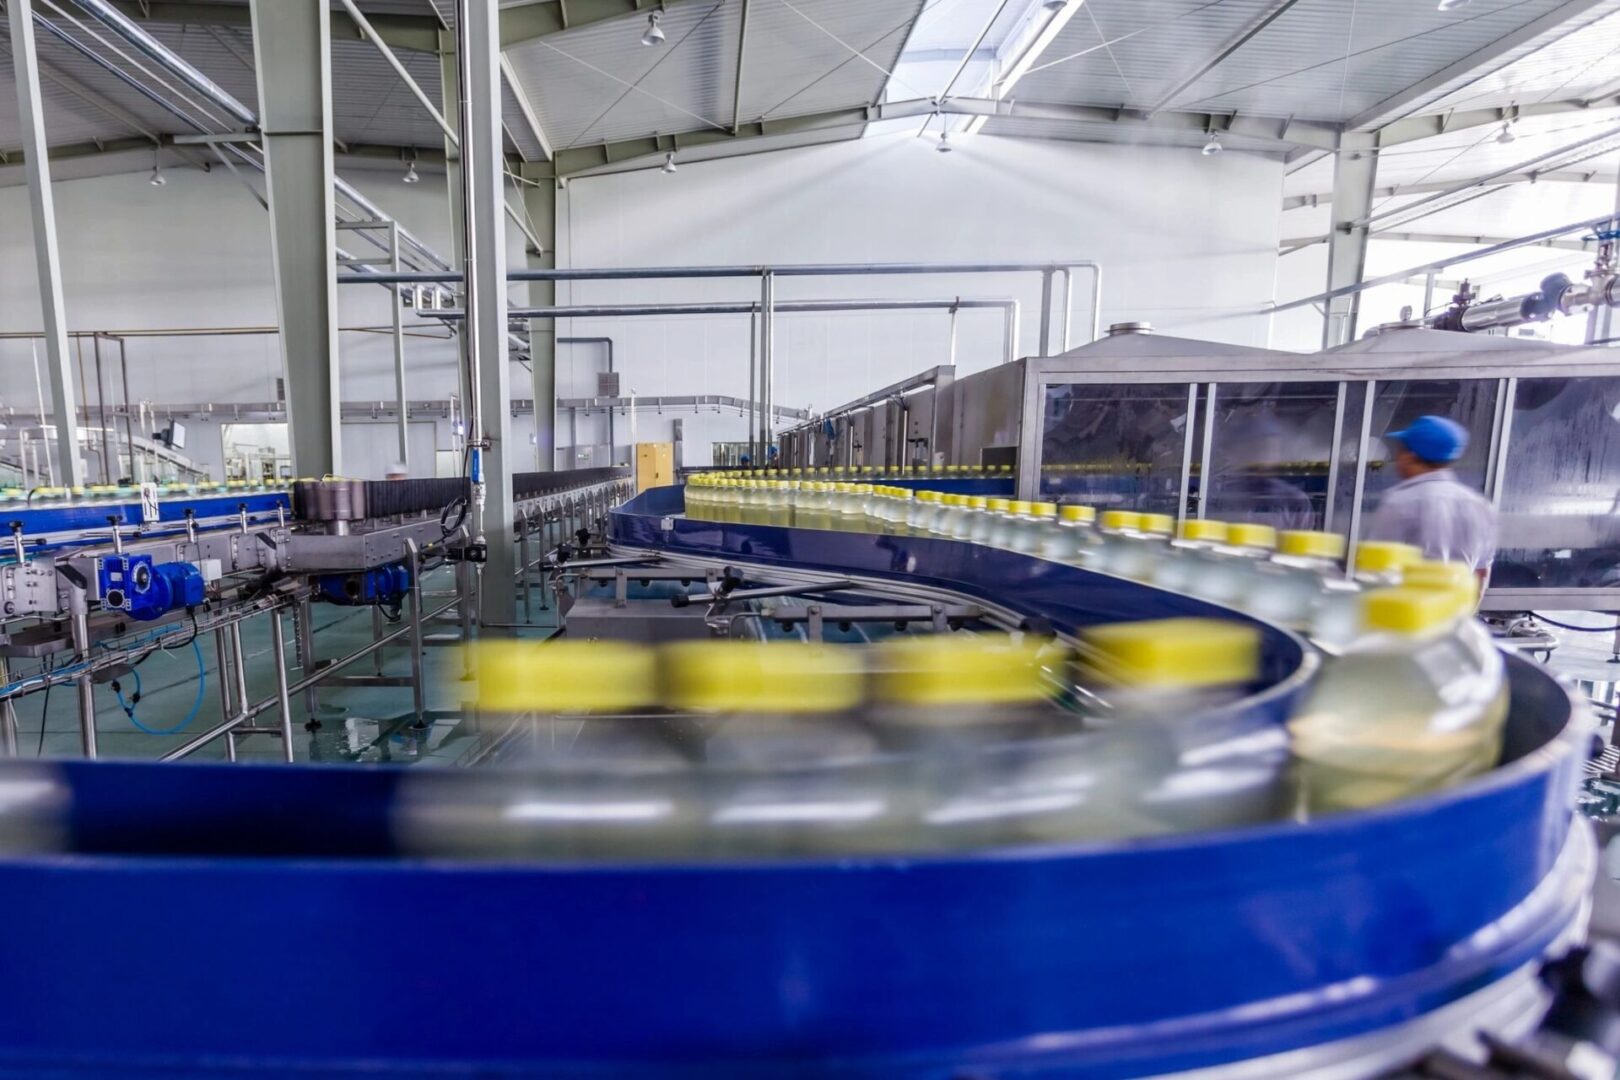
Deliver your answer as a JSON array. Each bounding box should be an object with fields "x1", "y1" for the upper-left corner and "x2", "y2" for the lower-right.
[
  {"x1": 1496, "y1": 377, "x2": 1620, "y2": 589},
  {"x1": 1329, "y1": 382, "x2": 1368, "y2": 537},
  {"x1": 1039, "y1": 383, "x2": 1192, "y2": 511},
  {"x1": 1358, "y1": 380, "x2": 1497, "y2": 513},
  {"x1": 1197, "y1": 382, "x2": 1340, "y2": 531}
]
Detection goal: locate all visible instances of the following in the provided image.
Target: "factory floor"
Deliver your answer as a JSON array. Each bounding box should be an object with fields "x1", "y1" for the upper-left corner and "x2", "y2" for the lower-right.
[{"x1": 20, "y1": 567, "x2": 559, "y2": 764}]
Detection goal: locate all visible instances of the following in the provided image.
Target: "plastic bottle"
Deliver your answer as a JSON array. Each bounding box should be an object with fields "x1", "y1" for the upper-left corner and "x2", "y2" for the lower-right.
[
  {"x1": 1004, "y1": 501, "x2": 1048, "y2": 554},
  {"x1": 1017, "y1": 617, "x2": 1285, "y2": 840},
  {"x1": 1244, "y1": 530, "x2": 1354, "y2": 635},
  {"x1": 1037, "y1": 504, "x2": 1099, "y2": 563},
  {"x1": 1150, "y1": 519, "x2": 1230, "y2": 593},
  {"x1": 870, "y1": 635, "x2": 1060, "y2": 850},
  {"x1": 665, "y1": 642, "x2": 896, "y2": 855},
  {"x1": 910, "y1": 489, "x2": 944, "y2": 534},
  {"x1": 969, "y1": 498, "x2": 1011, "y2": 544},
  {"x1": 1353, "y1": 541, "x2": 1423, "y2": 586},
  {"x1": 1287, "y1": 586, "x2": 1508, "y2": 816},
  {"x1": 1097, "y1": 510, "x2": 1165, "y2": 579},
  {"x1": 951, "y1": 496, "x2": 988, "y2": 540},
  {"x1": 428, "y1": 641, "x2": 696, "y2": 858}
]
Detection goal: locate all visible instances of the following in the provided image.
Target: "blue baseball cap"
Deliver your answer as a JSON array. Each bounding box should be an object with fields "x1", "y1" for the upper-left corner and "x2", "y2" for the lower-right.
[{"x1": 1383, "y1": 415, "x2": 1468, "y2": 464}]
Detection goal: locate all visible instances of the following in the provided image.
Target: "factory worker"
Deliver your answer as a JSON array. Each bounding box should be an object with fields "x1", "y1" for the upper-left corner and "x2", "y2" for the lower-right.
[{"x1": 1364, "y1": 415, "x2": 1496, "y2": 585}]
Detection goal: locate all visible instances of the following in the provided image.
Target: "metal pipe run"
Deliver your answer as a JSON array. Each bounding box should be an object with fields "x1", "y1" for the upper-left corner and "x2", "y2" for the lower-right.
[{"x1": 340, "y1": 261, "x2": 1102, "y2": 285}]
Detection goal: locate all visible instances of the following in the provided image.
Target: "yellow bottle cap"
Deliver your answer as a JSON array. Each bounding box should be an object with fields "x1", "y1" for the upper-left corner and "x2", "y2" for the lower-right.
[
  {"x1": 1278, "y1": 530, "x2": 1347, "y2": 560},
  {"x1": 1031, "y1": 502, "x2": 1058, "y2": 518},
  {"x1": 895, "y1": 488, "x2": 914, "y2": 500},
  {"x1": 1059, "y1": 504, "x2": 1097, "y2": 524},
  {"x1": 1011, "y1": 500, "x2": 1034, "y2": 515},
  {"x1": 947, "y1": 465, "x2": 962, "y2": 474},
  {"x1": 1139, "y1": 513, "x2": 1174, "y2": 535},
  {"x1": 1226, "y1": 523, "x2": 1277, "y2": 550},
  {"x1": 660, "y1": 643, "x2": 863, "y2": 713},
  {"x1": 1360, "y1": 587, "x2": 1464, "y2": 634},
  {"x1": 998, "y1": 465, "x2": 1013, "y2": 474},
  {"x1": 1181, "y1": 519, "x2": 1229, "y2": 543},
  {"x1": 1080, "y1": 618, "x2": 1260, "y2": 690},
  {"x1": 874, "y1": 636, "x2": 1049, "y2": 708},
  {"x1": 1356, "y1": 541, "x2": 1422, "y2": 574},
  {"x1": 1402, "y1": 559, "x2": 1475, "y2": 592},
  {"x1": 917, "y1": 490, "x2": 941, "y2": 503},
  {"x1": 1101, "y1": 509, "x2": 1142, "y2": 531},
  {"x1": 968, "y1": 496, "x2": 988, "y2": 509},
  {"x1": 471, "y1": 641, "x2": 655, "y2": 712}
]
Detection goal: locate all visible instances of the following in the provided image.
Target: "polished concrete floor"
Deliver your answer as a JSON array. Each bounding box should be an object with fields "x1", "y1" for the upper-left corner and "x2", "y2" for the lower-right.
[{"x1": 17, "y1": 567, "x2": 559, "y2": 764}]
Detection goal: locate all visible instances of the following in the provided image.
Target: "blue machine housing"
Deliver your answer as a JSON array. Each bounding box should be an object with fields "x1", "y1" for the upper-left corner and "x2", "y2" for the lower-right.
[
  {"x1": 96, "y1": 554, "x2": 206, "y2": 621},
  {"x1": 316, "y1": 562, "x2": 411, "y2": 606}
]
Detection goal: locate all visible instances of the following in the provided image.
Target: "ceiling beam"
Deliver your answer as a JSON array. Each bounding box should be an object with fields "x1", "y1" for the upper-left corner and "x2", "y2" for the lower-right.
[
  {"x1": 499, "y1": 54, "x2": 553, "y2": 161},
  {"x1": 552, "y1": 95, "x2": 1344, "y2": 176},
  {"x1": 1146, "y1": 0, "x2": 1305, "y2": 116},
  {"x1": 1283, "y1": 168, "x2": 1613, "y2": 210},
  {"x1": 96, "y1": 1, "x2": 442, "y2": 52},
  {"x1": 500, "y1": 0, "x2": 674, "y2": 48},
  {"x1": 731, "y1": 0, "x2": 751, "y2": 133},
  {"x1": 1282, "y1": 230, "x2": 1595, "y2": 252},
  {"x1": 1379, "y1": 91, "x2": 1620, "y2": 146},
  {"x1": 1349, "y1": 0, "x2": 1614, "y2": 132}
]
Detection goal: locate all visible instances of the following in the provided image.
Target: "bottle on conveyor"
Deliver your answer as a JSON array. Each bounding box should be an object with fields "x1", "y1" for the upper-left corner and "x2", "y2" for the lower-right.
[
  {"x1": 662, "y1": 642, "x2": 897, "y2": 856},
  {"x1": 1286, "y1": 584, "x2": 1508, "y2": 816}
]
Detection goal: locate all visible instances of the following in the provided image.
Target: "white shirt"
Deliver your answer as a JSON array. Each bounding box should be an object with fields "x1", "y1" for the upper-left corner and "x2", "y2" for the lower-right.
[{"x1": 1364, "y1": 468, "x2": 1497, "y2": 571}]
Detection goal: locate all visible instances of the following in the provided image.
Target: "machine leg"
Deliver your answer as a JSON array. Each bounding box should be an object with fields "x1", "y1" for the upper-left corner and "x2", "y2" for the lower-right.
[
  {"x1": 69, "y1": 596, "x2": 96, "y2": 759},
  {"x1": 270, "y1": 610, "x2": 296, "y2": 763},
  {"x1": 0, "y1": 660, "x2": 19, "y2": 757},
  {"x1": 294, "y1": 598, "x2": 321, "y2": 731},
  {"x1": 406, "y1": 539, "x2": 427, "y2": 730},
  {"x1": 519, "y1": 515, "x2": 532, "y2": 622},
  {"x1": 371, "y1": 604, "x2": 385, "y2": 676}
]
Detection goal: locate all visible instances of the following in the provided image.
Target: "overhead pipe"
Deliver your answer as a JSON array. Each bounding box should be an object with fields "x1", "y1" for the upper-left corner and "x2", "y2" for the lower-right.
[{"x1": 1421, "y1": 270, "x2": 1620, "y2": 335}]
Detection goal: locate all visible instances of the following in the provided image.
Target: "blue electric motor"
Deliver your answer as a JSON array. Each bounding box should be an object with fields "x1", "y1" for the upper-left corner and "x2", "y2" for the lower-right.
[
  {"x1": 316, "y1": 563, "x2": 411, "y2": 607},
  {"x1": 98, "y1": 554, "x2": 206, "y2": 621}
]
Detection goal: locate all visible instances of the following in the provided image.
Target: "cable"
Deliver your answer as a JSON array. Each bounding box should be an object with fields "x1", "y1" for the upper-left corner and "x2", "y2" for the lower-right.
[
  {"x1": 1532, "y1": 612, "x2": 1620, "y2": 633},
  {"x1": 35, "y1": 661, "x2": 52, "y2": 758},
  {"x1": 113, "y1": 639, "x2": 205, "y2": 736}
]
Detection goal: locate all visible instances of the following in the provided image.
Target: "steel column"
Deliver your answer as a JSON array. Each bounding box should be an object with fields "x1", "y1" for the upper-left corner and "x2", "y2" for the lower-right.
[
  {"x1": 1322, "y1": 132, "x2": 1380, "y2": 349},
  {"x1": 759, "y1": 272, "x2": 775, "y2": 453},
  {"x1": 461, "y1": 0, "x2": 516, "y2": 628},
  {"x1": 250, "y1": 0, "x2": 342, "y2": 476},
  {"x1": 521, "y1": 168, "x2": 558, "y2": 470},
  {"x1": 390, "y1": 222, "x2": 410, "y2": 469},
  {"x1": 6, "y1": 0, "x2": 85, "y2": 488}
]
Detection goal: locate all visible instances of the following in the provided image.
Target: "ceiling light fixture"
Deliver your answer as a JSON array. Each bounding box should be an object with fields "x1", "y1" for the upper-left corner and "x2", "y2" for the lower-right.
[
  {"x1": 1437, "y1": 0, "x2": 1470, "y2": 10},
  {"x1": 148, "y1": 148, "x2": 166, "y2": 187},
  {"x1": 936, "y1": 129, "x2": 952, "y2": 153},
  {"x1": 1496, "y1": 119, "x2": 1517, "y2": 144},
  {"x1": 661, "y1": 150, "x2": 677, "y2": 174},
  {"x1": 641, "y1": 10, "x2": 666, "y2": 46},
  {"x1": 1202, "y1": 131, "x2": 1222, "y2": 156},
  {"x1": 403, "y1": 159, "x2": 421, "y2": 184}
]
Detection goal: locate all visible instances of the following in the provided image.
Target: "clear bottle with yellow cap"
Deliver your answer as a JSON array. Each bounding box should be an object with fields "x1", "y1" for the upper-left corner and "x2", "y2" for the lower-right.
[
  {"x1": 1243, "y1": 530, "x2": 1356, "y2": 636},
  {"x1": 1037, "y1": 504, "x2": 1099, "y2": 562},
  {"x1": 1093, "y1": 509, "x2": 1167, "y2": 579},
  {"x1": 949, "y1": 495, "x2": 989, "y2": 540},
  {"x1": 664, "y1": 642, "x2": 899, "y2": 855},
  {"x1": 1286, "y1": 585, "x2": 1507, "y2": 816},
  {"x1": 1353, "y1": 541, "x2": 1422, "y2": 586},
  {"x1": 909, "y1": 489, "x2": 945, "y2": 534},
  {"x1": 1016, "y1": 618, "x2": 1286, "y2": 842},
  {"x1": 968, "y1": 497, "x2": 1010, "y2": 544},
  {"x1": 869, "y1": 635, "x2": 1064, "y2": 849},
  {"x1": 423, "y1": 641, "x2": 700, "y2": 858},
  {"x1": 1149, "y1": 519, "x2": 1231, "y2": 592}
]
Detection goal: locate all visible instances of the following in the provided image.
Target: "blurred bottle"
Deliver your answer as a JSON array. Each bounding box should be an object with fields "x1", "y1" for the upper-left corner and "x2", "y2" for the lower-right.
[
  {"x1": 1353, "y1": 541, "x2": 1423, "y2": 586},
  {"x1": 1150, "y1": 519, "x2": 1230, "y2": 593},
  {"x1": 969, "y1": 497, "x2": 1012, "y2": 544},
  {"x1": 664, "y1": 642, "x2": 898, "y2": 856},
  {"x1": 1017, "y1": 617, "x2": 1284, "y2": 840},
  {"x1": 416, "y1": 641, "x2": 696, "y2": 858},
  {"x1": 1245, "y1": 530, "x2": 1352, "y2": 633},
  {"x1": 951, "y1": 495, "x2": 989, "y2": 540},
  {"x1": 1287, "y1": 586, "x2": 1508, "y2": 816},
  {"x1": 870, "y1": 635, "x2": 1063, "y2": 850},
  {"x1": 909, "y1": 489, "x2": 944, "y2": 534},
  {"x1": 1098, "y1": 509, "x2": 1167, "y2": 579},
  {"x1": 1038, "y1": 504, "x2": 1099, "y2": 562}
]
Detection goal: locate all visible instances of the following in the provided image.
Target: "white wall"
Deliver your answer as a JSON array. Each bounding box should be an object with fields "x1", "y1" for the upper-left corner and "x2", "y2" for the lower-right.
[
  {"x1": 1, "y1": 132, "x2": 1287, "y2": 475},
  {"x1": 558, "y1": 132, "x2": 1287, "y2": 464}
]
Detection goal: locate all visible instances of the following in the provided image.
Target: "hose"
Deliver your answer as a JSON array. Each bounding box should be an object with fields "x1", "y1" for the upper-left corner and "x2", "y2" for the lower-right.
[
  {"x1": 1532, "y1": 613, "x2": 1620, "y2": 633},
  {"x1": 113, "y1": 639, "x2": 206, "y2": 736}
]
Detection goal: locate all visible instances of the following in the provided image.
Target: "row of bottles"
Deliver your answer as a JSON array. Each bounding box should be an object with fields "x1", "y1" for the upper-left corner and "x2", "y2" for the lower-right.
[
  {"x1": 680, "y1": 473, "x2": 1508, "y2": 822},
  {"x1": 437, "y1": 623, "x2": 1278, "y2": 858},
  {"x1": 17, "y1": 478, "x2": 290, "y2": 505}
]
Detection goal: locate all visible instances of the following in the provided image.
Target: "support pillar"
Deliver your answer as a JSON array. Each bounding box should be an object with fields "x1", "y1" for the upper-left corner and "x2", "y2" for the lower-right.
[
  {"x1": 1322, "y1": 132, "x2": 1379, "y2": 349},
  {"x1": 389, "y1": 221, "x2": 409, "y2": 469},
  {"x1": 7, "y1": 0, "x2": 86, "y2": 488},
  {"x1": 439, "y1": 30, "x2": 471, "y2": 416},
  {"x1": 250, "y1": 0, "x2": 342, "y2": 476},
  {"x1": 521, "y1": 165, "x2": 557, "y2": 471},
  {"x1": 461, "y1": 0, "x2": 516, "y2": 628}
]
